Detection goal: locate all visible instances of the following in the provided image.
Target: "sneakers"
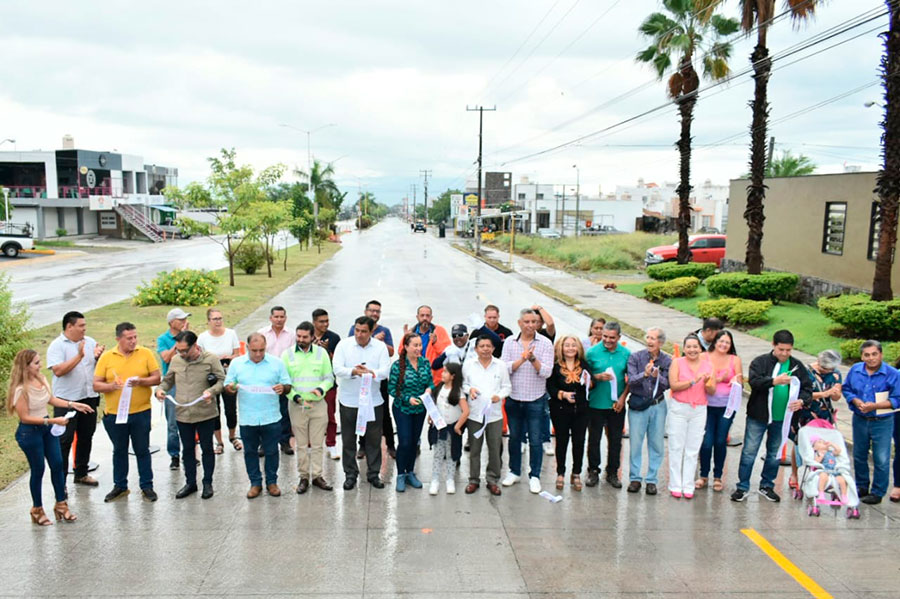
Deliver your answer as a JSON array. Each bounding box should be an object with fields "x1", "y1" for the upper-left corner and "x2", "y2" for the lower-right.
[
  {"x1": 396, "y1": 474, "x2": 407, "y2": 493},
  {"x1": 169, "y1": 456, "x2": 180, "y2": 471},
  {"x1": 446, "y1": 479, "x2": 456, "y2": 494},
  {"x1": 758, "y1": 487, "x2": 781, "y2": 502},
  {"x1": 542, "y1": 441, "x2": 554, "y2": 456},
  {"x1": 730, "y1": 489, "x2": 749, "y2": 502},
  {"x1": 406, "y1": 472, "x2": 423, "y2": 489},
  {"x1": 501, "y1": 472, "x2": 521, "y2": 487},
  {"x1": 104, "y1": 486, "x2": 129, "y2": 502},
  {"x1": 529, "y1": 477, "x2": 541, "y2": 494},
  {"x1": 429, "y1": 480, "x2": 440, "y2": 495},
  {"x1": 327, "y1": 446, "x2": 341, "y2": 460}
]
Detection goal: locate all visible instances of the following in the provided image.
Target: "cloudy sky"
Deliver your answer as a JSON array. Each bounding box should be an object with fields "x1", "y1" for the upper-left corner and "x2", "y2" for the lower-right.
[{"x1": 0, "y1": 0, "x2": 886, "y2": 204}]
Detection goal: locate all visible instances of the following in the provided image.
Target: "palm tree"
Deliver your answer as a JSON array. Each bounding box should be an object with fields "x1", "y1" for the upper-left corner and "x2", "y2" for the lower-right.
[
  {"x1": 294, "y1": 159, "x2": 340, "y2": 216},
  {"x1": 637, "y1": 0, "x2": 739, "y2": 263},
  {"x1": 740, "y1": 0, "x2": 821, "y2": 274},
  {"x1": 872, "y1": 2, "x2": 900, "y2": 301},
  {"x1": 741, "y1": 150, "x2": 816, "y2": 178}
]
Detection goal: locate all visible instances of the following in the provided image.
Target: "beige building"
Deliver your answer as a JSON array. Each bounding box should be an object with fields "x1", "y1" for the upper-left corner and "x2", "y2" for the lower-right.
[{"x1": 726, "y1": 171, "x2": 899, "y2": 300}]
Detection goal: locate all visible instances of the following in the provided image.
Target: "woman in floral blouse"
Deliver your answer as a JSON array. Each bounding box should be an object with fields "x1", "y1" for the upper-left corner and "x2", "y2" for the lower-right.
[{"x1": 388, "y1": 332, "x2": 434, "y2": 492}]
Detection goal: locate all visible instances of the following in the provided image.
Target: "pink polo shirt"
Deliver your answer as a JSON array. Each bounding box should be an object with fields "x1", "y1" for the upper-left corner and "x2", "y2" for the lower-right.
[{"x1": 258, "y1": 325, "x2": 293, "y2": 357}]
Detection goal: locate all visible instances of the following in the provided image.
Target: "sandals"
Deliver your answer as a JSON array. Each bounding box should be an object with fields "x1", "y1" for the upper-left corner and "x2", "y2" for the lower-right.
[
  {"x1": 890, "y1": 487, "x2": 900, "y2": 503},
  {"x1": 556, "y1": 476, "x2": 564, "y2": 491},
  {"x1": 230, "y1": 437, "x2": 243, "y2": 451},
  {"x1": 214, "y1": 442, "x2": 225, "y2": 455},
  {"x1": 53, "y1": 501, "x2": 77, "y2": 522},
  {"x1": 713, "y1": 478, "x2": 724, "y2": 492},
  {"x1": 30, "y1": 507, "x2": 52, "y2": 526},
  {"x1": 695, "y1": 477, "x2": 708, "y2": 490},
  {"x1": 571, "y1": 474, "x2": 583, "y2": 492},
  {"x1": 788, "y1": 474, "x2": 799, "y2": 490}
]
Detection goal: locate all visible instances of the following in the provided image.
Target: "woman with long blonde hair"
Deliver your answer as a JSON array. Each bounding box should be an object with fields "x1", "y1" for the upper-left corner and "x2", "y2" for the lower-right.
[
  {"x1": 546, "y1": 335, "x2": 592, "y2": 491},
  {"x1": 7, "y1": 349, "x2": 94, "y2": 525}
]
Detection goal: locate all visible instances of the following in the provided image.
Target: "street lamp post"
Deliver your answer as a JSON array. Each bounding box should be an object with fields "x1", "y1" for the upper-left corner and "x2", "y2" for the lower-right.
[
  {"x1": 573, "y1": 164, "x2": 580, "y2": 237},
  {"x1": 279, "y1": 123, "x2": 336, "y2": 233}
]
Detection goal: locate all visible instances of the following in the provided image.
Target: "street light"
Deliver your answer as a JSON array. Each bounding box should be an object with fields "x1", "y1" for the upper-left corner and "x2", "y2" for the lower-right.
[
  {"x1": 864, "y1": 101, "x2": 884, "y2": 108},
  {"x1": 0, "y1": 138, "x2": 15, "y2": 147},
  {"x1": 572, "y1": 164, "x2": 580, "y2": 237},
  {"x1": 279, "y1": 122, "x2": 337, "y2": 233}
]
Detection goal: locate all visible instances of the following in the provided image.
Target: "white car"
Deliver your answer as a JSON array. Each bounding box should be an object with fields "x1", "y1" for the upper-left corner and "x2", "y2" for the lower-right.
[
  {"x1": 1, "y1": 223, "x2": 34, "y2": 258},
  {"x1": 538, "y1": 228, "x2": 561, "y2": 239}
]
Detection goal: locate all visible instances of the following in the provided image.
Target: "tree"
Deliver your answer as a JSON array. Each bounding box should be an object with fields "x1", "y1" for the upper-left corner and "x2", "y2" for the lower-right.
[
  {"x1": 165, "y1": 148, "x2": 285, "y2": 286},
  {"x1": 269, "y1": 182, "x2": 313, "y2": 251},
  {"x1": 637, "y1": 0, "x2": 738, "y2": 263},
  {"x1": 251, "y1": 200, "x2": 290, "y2": 278},
  {"x1": 294, "y1": 159, "x2": 343, "y2": 236},
  {"x1": 741, "y1": 150, "x2": 817, "y2": 178},
  {"x1": 873, "y1": 2, "x2": 900, "y2": 301},
  {"x1": 741, "y1": 0, "x2": 822, "y2": 274},
  {"x1": 429, "y1": 189, "x2": 460, "y2": 224}
]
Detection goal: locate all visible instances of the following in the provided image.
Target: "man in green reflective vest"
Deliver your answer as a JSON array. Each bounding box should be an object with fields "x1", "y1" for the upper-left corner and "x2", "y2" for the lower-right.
[{"x1": 282, "y1": 321, "x2": 335, "y2": 494}]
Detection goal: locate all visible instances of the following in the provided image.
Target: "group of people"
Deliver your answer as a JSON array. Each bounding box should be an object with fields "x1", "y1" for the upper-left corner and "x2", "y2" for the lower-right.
[{"x1": 7, "y1": 303, "x2": 900, "y2": 525}]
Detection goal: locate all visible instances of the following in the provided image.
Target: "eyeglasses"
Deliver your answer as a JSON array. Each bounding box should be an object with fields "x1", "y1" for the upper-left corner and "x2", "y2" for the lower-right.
[
  {"x1": 175, "y1": 347, "x2": 193, "y2": 355},
  {"x1": 452, "y1": 334, "x2": 467, "y2": 338}
]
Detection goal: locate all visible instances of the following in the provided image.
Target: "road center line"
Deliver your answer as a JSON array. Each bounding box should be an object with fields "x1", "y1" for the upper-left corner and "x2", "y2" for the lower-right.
[{"x1": 741, "y1": 528, "x2": 833, "y2": 599}]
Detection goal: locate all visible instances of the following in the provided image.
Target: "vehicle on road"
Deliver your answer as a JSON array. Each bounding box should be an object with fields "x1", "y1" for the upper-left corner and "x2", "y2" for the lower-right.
[
  {"x1": 1, "y1": 223, "x2": 34, "y2": 258},
  {"x1": 158, "y1": 220, "x2": 192, "y2": 239},
  {"x1": 584, "y1": 224, "x2": 625, "y2": 235},
  {"x1": 645, "y1": 234, "x2": 727, "y2": 266},
  {"x1": 413, "y1": 222, "x2": 427, "y2": 233},
  {"x1": 537, "y1": 228, "x2": 561, "y2": 239}
]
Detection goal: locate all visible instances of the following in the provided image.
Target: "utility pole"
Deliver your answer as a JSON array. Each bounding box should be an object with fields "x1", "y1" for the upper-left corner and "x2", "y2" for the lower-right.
[
  {"x1": 467, "y1": 105, "x2": 496, "y2": 255},
  {"x1": 411, "y1": 184, "x2": 417, "y2": 225},
  {"x1": 561, "y1": 185, "x2": 566, "y2": 237},
  {"x1": 573, "y1": 165, "x2": 580, "y2": 237},
  {"x1": 420, "y1": 169, "x2": 432, "y2": 224}
]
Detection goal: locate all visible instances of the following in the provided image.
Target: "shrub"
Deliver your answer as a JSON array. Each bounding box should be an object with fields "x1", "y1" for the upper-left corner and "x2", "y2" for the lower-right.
[
  {"x1": 705, "y1": 272, "x2": 798, "y2": 302},
  {"x1": 646, "y1": 262, "x2": 717, "y2": 281},
  {"x1": 0, "y1": 273, "x2": 33, "y2": 408},
  {"x1": 133, "y1": 269, "x2": 220, "y2": 306},
  {"x1": 231, "y1": 241, "x2": 271, "y2": 275},
  {"x1": 818, "y1": 294, "x2": 900, "y2": 340},
  {"x1": 55, "y1": 228, "x2": 67, "y2": 237},
  {"x1": 726, "y1": 300, "x2": 773, "y2": 325},
  {"x1": 840, "y1": 339, "x2": 900, "y2": 365},
  {"x1": 644, "y1": 276, "x2": 700, "y2": 302},
  {"x1": 698, "y1": 298, "x2": 742, "y2": 319}
]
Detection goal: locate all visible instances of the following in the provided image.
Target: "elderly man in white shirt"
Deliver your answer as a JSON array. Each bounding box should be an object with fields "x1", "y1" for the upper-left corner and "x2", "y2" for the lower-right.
[
  {"x1": 462, "y1": 334, "x2": 512, "y2": 496},
  {"x1": 332, "y1": 316, "x2": 392, "y2": 490}
]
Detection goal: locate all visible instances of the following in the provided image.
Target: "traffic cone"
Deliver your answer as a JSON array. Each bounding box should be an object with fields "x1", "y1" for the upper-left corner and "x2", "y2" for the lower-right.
[
  {"x1": 240, "y1": 340, "x2": 246, "y2": 355},
  {"x1": 673, "y1": 343, "x2": 680, "y2": 358}
]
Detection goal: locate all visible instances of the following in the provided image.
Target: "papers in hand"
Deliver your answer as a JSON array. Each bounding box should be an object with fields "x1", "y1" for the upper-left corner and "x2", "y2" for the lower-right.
[
  {"x1": 874, "y1": 391, "x2": 899, "y2": 415},
  {"x1": 50, "y1": 410, "x2": 76, "y2": 437},
  {"x1": 421, "y1": 391, "x2": 447, "y2": 430}
]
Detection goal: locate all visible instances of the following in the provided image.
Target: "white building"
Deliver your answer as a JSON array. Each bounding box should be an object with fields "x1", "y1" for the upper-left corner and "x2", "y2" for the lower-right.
[
  {"x1": 615, "y1": 178, "x2": 729, "y2": 233},
  {"x1": 512, "y1": 177, "x2": 642, "y2": 234}
]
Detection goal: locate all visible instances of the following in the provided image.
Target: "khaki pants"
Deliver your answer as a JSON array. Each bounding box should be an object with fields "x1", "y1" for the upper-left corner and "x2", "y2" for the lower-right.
[
  {"x1": 467, "y1": 418, "x2": 503, "y2": 485},
  {"x1": 288, "y1": 399, "x2": 327, "y2": 480}
]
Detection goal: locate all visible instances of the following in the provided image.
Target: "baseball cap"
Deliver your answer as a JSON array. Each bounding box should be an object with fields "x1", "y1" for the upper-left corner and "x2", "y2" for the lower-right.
[
  {"x1": 167, "y1": 308, "x2": 191, "y2": 322},
  {"x1": 451, "y1": 324, "x2": 468, "y2": 337}
]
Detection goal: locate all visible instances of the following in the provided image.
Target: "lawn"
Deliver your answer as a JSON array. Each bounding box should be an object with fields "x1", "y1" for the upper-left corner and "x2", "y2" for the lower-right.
[
  {"x1": 487, "y1": 232, "x2": 676, "y2": 272},
  {"x1": 0, "y1": 241, "x2": 341, "y2": 490},
  {"x1": 616, "y1": 281, "x2": 846, "y2": 356}
]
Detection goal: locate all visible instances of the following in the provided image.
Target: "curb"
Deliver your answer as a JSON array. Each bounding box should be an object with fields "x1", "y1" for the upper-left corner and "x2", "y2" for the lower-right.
[{"x1": 451, "y1": 243, "x2": 514, "y2": 273}]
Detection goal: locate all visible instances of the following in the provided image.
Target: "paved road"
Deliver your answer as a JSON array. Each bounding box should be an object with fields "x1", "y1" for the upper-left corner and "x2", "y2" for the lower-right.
[{"x1": 0, "y1": 219, "x2": 896, "y2": 598}]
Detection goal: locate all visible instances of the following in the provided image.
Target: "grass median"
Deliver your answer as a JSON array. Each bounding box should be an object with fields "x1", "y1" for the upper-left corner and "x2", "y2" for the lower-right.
[{"x1": 0, "y1": 241, "x2": 341, "y2": 490}]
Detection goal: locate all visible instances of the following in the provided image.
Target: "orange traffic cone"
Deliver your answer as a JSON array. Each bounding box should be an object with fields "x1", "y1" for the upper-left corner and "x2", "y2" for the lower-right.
[{"x1": 673, "y1": 343, "x2": 681, "y2": 358}]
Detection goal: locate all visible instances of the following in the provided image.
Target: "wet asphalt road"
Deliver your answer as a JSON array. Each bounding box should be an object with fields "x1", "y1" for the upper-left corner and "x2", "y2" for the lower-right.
[{"x1": 0, "y1": 220, "x2": 897, "y2": 598}]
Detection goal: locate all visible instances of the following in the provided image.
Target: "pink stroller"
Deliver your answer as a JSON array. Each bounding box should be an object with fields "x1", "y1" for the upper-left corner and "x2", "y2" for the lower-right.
[{"x1": 794, "y1": 418, "x2": 860, "y2": 519}]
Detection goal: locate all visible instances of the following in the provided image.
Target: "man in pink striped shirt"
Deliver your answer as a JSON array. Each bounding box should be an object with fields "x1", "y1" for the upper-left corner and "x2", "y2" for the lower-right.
[{"x1": 258, "y1": 306, "x2": 295, "y2": 455}]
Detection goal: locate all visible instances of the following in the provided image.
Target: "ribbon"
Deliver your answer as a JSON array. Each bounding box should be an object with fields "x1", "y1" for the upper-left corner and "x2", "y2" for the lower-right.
[
  {"x1": 165, "y1": 394, "x2": 209, "y2": 407},
  {"x1": 538, "y1": 490, "x2": 563, "y2": 503},
  {"x1": 581, "y1": 369, "x2": 591, "y2": 397},
  {"x1": 421, "y1": 391, "x2": 447, "y2": 430},
  {"x1": 472, "y1": 394, "x2": 494, "y2": 439},
  {"x1": 606, "y1": 367, "x2": 618, "y2": 404},
  {"x1": 115, "y1": 377, "x2": 138, "y2": 424},
  {"x1": 237, "y1": 384, "x2": 278, "y2": 395},
  {"x1": 776, "y1": 376, "x2": 802, "y2": 457},
  {"x1": 723, "y1": 382, "x2": 743, "y2": 419},
  {"x1": 50, "y1": 410, "x2": 76, "y2": 437},
  {"x1": 355, "y1": 373, "x2": 375, "y2": 435}
]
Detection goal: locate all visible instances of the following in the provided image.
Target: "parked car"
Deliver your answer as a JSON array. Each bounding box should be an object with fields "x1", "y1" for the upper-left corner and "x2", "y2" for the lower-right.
[
  {"x1": 585, "y1": 224, "x2": 625, "y2": 235},
  {"x1": 538, "y1": 228, "x2": 561, "y2": 239},
  {"x1": 413, "y1": 222, "x2": 426, "y2": 233},
  {"x1": 0, "y1": 222, "x2": 34, "y2": 258},
  {"x1": 645, "y1": 234, "x2": 727, "y2": 266}
]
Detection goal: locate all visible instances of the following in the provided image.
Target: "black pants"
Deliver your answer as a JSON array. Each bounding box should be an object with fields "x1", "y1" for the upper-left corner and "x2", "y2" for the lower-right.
[
  {"x1": 587, "y1": 407, "x2": 625, "y2": 475},
  {"x1": 341, "y1": 403, "x2": 384, "y2": 481},
  {"x1": 360, "y1": 379, "x2": 395, "y2": 451},
  {"x1": 177, "y1": 417, "x2": 217, "y2": 486},
  {"x1": 54, "y1": 396, "x2": 100, "y2": 478},
  {"x1": 278, "y1": 394, "x2": 292, "y2": 446},
  {"x1": 214, "y1": 389, "x2": 238, "y2": 432},
  {"x1": 550, "y1": 401, "x2": 589, "y2": 476}
]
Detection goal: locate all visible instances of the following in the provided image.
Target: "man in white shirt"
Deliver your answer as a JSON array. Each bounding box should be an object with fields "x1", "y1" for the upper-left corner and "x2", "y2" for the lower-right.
[
  {"x1": 258, "y1": 306, "x2": 295, "y2": 455},
  {"x1": 462, "y1": 335, "x2": 512, "y2": 496},
  {"x1": 332, "y1": 316, "x2": 392, "y2": 490},
  {"x1": 47, "y1": 311, "x2": 105, "y2": 486}
]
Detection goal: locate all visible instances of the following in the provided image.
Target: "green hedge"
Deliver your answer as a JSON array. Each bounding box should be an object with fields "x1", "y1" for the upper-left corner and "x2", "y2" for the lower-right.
[
  {"x1": 705, "y1": 272, "x2": 798, "y2": 302},
  {"x1": 839, "y1": 339, "x2": 900, "y2": 364},
  {"x1": 644, "y1": 276, "x2": 700, "y2": 302},
  {"x1": 818, "y1": 294, "x2": 900, "y2": 340},
  {"x1": 646, "y1": 262, "x2": 717, "y2": 281},
  {"x1": 133, "y1": 269, "x2": 220, "y2": 306},
  {"x1": 697, "y1": 298, "x2": 741, "y2": 319},
  {"x1": 698, "y1": 297, "x2": 772, "y2": 324}
]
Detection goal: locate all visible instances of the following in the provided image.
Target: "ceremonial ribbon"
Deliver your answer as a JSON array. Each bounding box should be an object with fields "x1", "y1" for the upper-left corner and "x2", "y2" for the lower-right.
[
  {"x1": 50, "y1": 410, "x2": 76, "y2": 437},
  {"x1": 115, "y1": 377, "x2": 139, "y2": 424}
]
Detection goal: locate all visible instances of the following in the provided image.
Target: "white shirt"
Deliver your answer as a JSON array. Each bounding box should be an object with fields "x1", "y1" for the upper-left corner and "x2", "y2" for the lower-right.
[
  {"x1": 47, "y1": 334, "x2": 98, "y2": 400},
  {"x1": 197, "y1": 329, "x2": 240, "y2": 358},
  {"x1": 332, "y1": 336, "x2": 391, "y2": 408},
  {"x1": 462, "y1": 356, "x2": 512, "y2": 424},
  {"x1": 436, "y1": 386, "x2": 463, "y2": 423}
]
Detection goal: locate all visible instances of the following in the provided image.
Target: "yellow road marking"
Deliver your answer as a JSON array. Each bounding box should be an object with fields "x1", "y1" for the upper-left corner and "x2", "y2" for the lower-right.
[{"x1": 741, "y1": 528, "x2": 833, "y2": 599}]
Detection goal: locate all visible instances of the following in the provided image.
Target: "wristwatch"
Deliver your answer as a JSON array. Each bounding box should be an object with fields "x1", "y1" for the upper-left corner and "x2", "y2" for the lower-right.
[{"x1": 43, "y1": 415, "x2": 50, "y2": 426}]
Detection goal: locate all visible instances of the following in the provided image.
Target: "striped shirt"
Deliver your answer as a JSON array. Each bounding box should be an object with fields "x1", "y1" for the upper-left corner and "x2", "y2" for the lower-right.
[{"x1": 501, "y1": 333, "x2": 553, "y2": 401}]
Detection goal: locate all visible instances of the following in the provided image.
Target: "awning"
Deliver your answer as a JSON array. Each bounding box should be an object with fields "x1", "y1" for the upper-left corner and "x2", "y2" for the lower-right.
[{"x1": 152, "y1": 205, "x2": 177, "y2": 213}]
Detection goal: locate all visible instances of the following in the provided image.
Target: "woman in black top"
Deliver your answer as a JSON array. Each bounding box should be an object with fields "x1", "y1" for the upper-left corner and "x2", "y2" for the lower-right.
[{"x1": 547, "y1": 334, "x2": 592, "y2": 491}]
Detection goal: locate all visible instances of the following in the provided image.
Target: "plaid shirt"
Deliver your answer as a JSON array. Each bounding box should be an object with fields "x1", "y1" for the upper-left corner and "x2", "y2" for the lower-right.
[{"x1": 501, "y1": 333, "x2": 553, "y2": 401}]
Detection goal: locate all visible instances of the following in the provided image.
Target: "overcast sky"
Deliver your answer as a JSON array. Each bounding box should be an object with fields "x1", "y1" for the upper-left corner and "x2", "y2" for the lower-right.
[{"x1": 0, "y1": 0, "x2": 886, "y2": 204}]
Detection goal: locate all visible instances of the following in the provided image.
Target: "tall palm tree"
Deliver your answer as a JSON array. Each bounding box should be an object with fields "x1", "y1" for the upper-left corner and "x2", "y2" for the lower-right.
[
  {"x1": 740, "y1": 0, "x2": 821, "y2": 274},
  {"x1": 872, "y1": 2, "x2": 900, "y2": 301},
  {"x1": 637, "y1": 0, "x2": 739, "y2": 263},
  {"x1": 294, "y1": 159, "x2": 340, "y2": 214}
]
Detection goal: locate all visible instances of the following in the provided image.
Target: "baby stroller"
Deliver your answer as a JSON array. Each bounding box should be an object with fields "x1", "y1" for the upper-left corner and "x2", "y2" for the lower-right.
[{"x1": 794, "y1": 418, "x2": 860, "y2": 518}]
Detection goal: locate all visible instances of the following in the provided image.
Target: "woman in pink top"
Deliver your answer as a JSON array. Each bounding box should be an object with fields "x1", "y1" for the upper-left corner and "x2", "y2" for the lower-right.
[
  {"x1": 697, "y1": 331, "x2": 743, "y2": 492},
  {"x1": 667, "y1": 335, "x2": 715, "y2": 498}
]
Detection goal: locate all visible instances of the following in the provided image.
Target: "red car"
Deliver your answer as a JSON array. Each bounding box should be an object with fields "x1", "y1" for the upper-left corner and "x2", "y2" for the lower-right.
[{"x1": 645, "y1": 234, "x2": 727, "y2": 266}]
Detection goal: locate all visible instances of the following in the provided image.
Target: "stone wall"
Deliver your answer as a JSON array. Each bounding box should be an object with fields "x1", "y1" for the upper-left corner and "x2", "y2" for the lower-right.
[{"x1": 719, "y1": 258, "x2": 868, "y2": 305}]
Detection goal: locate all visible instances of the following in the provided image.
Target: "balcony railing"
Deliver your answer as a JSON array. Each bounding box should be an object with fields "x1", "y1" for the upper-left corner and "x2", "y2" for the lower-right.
[
  {"x1": 58, "y1": 185, "x2": 115, "y2": 199},
  {"x1": 3, "y1": 185, "x2": 48, "y2": 198}
]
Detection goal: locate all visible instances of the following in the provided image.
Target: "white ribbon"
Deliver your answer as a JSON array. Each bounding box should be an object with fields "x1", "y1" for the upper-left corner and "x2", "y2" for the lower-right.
[
  {"x1": 165, "y1": 394, "x2": 209, "y2": 407},
  {"x1": 538, "y1": 490, "x2": 563, "y2": 503},
  {"x1": 115, "y1": 377, "x2": 138, "y2": 424},
  {"x1": 50, "y1": 410, "x2": 76, "y2": 437},
  {"x1": 581, "y1": 369, "x2": 591, "y2": 397},
  {"x1": 356, "y1": 373, "x2": 375, "y2": 435},
  {"x1": 776, "y1": 376, "x2": 802, "y2": 457},
  {"x1": 606, "y1": 367, "x2": 618, "y2": 404},
  {"x1": 421, "y1": 391, "x2": 447, "y2": 430},
  {"x1": 724, "y1": 382, "x2": 743, "y2": 419},
  {"x1": 237, "y1": 384, "x2": 278, "y2": 395},
  {"x1": 472, "y1": 394, "x2": 494, "y2": 439}
]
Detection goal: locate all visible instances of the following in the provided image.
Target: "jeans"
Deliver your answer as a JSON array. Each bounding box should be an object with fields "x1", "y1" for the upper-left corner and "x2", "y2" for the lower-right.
[
  {"x1": 549, "y1": 400, "x2": 588, "y2": 475},
  {"x1": 278, "y1": 395, "x2": 293, "y2": 447},
  {"x1": 851, "y1": 413, "x2": 894, "y2": 497},
  {"x1": 177, "y1": 417, "x2": 217, "y2": 486},
  {"x1": 736, "y1": 416, "x2": 782, "y2": 492},
  {"x1": 666, "y1": 400, "x2": 706, "y2": 494},
  {"x1": 54, "y1": 396, "x2": 100, "y2": 477},
  {"x1": 506, "y1": 396, "x2": 547, "y2": 478},
  {"x1": 214, "y1": 388, "x2": 238, "y2": 432},
  {"x1": 240, "y1": 421, "x2": 281, "y2": 486},
  {"x1": 893, "y1": 414, "x2": 900, "y2": 488},
  {"x1": 699, "y1": 405, "x2": 734, "y2": 479},
  {"x1": 164, "y1": 385, "x2": 180, "y2": 458},
  {"x1": 15, "y1": 424, "x2": 66, "y2": 508},
  {"x1": 103, "y1": 409, "x2": 153, "y2": 490},
  {"x1": 627, "y1": 400, "x2": 667, "y2": 484},
  {"x1": 393, "y1": 405, "x2": 426, "y2": 475},
  {"x1": 587, "y1": 407, "x2": 625, "y2": 475}
]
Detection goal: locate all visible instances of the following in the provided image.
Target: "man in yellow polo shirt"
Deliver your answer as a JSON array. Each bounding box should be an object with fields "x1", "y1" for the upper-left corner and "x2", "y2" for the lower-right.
[{"x1": 93, "y1": 322, "x2": 161, "y2": 502}]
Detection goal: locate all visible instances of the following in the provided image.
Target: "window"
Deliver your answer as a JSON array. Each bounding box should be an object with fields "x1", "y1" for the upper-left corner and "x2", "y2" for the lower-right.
[
  {"x1": 822, "y1": 202, "x2": 847, "y2": 255},
  {"x1": 100, "y1": 213, "x2": 117, "y2": 228},
  {"x1": 537, "y1": 193, "x2": 544, "y2": 200},
  {"x1": 517, "y1": 193, "x2": 525, "y2": 200},
  {"x1": 707, "y1": 237, "x2": 726, "y2": 248},
  {"x1": 868, "y1": 201, "x2": 896, "y2": 262},
  {"x1": 690, "y1": 238, "x2": 709, "y2": 249}
]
